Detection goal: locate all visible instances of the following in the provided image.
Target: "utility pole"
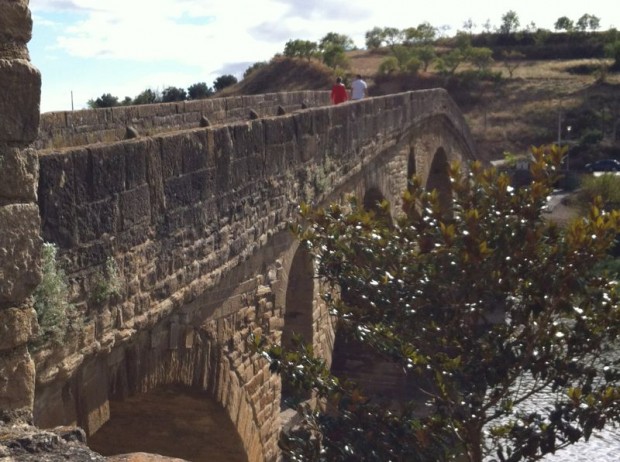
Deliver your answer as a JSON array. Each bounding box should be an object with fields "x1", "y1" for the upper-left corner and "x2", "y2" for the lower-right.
[{"x1": 71, "y1": 90, "x2": 74, "y2": 111}]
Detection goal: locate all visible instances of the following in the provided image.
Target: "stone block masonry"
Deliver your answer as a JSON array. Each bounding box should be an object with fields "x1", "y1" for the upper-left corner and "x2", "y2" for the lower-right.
[
  {"x1": 35, "y1": 91, "x2": 331, "y2": 151},
  {"x1": 0, "y1": 0, "x2": 42, "y2": 418},
  {"x1": 33, "y1": 88, "x2": 478, "y2": 460}
]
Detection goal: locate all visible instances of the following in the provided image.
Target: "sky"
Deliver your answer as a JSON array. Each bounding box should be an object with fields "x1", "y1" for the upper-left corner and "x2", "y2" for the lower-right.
[{"x1": 28, "y1": 0, "x2": 618, "y2": 114}]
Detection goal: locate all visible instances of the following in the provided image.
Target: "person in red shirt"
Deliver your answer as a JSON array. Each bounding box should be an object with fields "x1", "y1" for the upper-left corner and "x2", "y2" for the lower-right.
[{"x1": 330, "y1": 77, "x2": 348, "y2": 105}]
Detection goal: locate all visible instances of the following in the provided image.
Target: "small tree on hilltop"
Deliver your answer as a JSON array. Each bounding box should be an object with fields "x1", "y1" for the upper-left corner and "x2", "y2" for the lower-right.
[
  {"x1": 365, "y1": 26, "x2": 384, "y2": 50},
  {"x1": 258, "y1": 145, "x2": 620, "y2": 461},
  {"x1": 187, "y1": 82, "x2": 213, "y2": 100},
  {"x1": 554, "y1": 16, "x2": 574, "y2": 33},
  {"x1": 284, "y1": 39, "x2": 319, "y2": 60},
  {"x1": 499, "y1": 10, "x2": 520, "y2": 35},
  {"x1": 162, "y1": 86, "x2": 187, "y2": 102},
  {"x1": 576, "y1": 14, "x2": 601, "y2": 32},
  {"x1": 87, "y1": 93, "x2": 119, "y2": 108},
  {"x1": 213, "y1": 74, "x2": 238, "y2": 92},
  {"x1": 319, "y1": 32, "x2": 356, "y2": 52},
  {"x1": 133, "y1": 88, "x2": 159, "y2": 105}
]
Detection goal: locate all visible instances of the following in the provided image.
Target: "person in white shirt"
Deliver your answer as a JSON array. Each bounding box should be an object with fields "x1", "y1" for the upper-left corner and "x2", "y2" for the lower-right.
[{"x1": 350, "y1": 74, "x2": 367, "y2": 100}]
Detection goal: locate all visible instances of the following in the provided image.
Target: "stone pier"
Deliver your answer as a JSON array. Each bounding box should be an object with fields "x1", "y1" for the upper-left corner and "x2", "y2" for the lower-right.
[{"x1": 0, "y1": 0, "x2": 42, "y2": 421}]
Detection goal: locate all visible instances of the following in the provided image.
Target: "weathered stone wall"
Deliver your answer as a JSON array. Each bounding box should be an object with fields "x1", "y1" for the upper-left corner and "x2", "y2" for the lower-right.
[
  {"x1": 0, "y1": 0, "x2": 42, "y2": 419},
  {"x1": 35, "y1": 91, "x2": 331, "y2": 151},
  {"x1": 33, "y1": 89, "x2": 478, "y2": 460}
]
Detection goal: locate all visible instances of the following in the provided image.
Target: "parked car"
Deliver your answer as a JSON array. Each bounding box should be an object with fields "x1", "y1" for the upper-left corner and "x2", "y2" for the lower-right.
[{"x1": 585, "y1": 159, "x2": 620, "y2": 172}]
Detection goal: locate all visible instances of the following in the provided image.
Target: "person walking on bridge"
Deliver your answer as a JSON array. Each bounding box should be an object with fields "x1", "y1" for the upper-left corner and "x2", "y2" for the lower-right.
[
  {"x1": 350, "y1": 74, "x2": 367, "y2": 100},
  {"x1": 330, "y1": 77, "x2": 348, "y2": 105}
]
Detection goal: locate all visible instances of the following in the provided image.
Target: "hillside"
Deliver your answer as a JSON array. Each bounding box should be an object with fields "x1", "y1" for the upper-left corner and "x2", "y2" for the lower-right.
[
  {"x1": 223, "y1": 50, "x2": 620, "y2": 165},
  {"x1": 217, "y1": 57, "x2": 334, "y2": 96}
]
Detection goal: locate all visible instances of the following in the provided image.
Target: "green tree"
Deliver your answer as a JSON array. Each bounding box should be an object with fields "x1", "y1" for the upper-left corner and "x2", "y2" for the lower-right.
[
  {"x1": 87, "y1": 93, "x2": 119, "y2": 108},
  {"x1": 462, "y1": 18, "x2": 476, "y2": 35},
  {"x1": 467, "y1": 47, "x2": 494, "y2": 71},
  {"x1": 377, "y1": 56, "x2": 399, "y2": 74},
  {"x1": 213, "y1": 74, "x2": 238, "y2": 92},
  {"x1": 605, "y1": 40, "x2": 620, "y2": 70},
  {"x1": 283, "y1": 39, "x2": 318, "y2": 60},
  {"x1": 417, "y1": 45, "x2": 437, "y2": 71},
  {"x1": 365, "y1": 26, "x2": 384, "y2": 49},
  {"x1": 133, "y1": 88, "x2": 159, "y2": 105},
  {"x1": 555, "y1": 16, "x2": 574, "y2": 32},
  {"x1": 161, "y1": 86, "x2": 187, "y2": 102},
  {"x1": 187, "y1": 82, "x2": 213, "y2": 99},
  {"x1": 576, "y1": 14, "x2": 601, "y2": 32},
  {"x1": 436, "y1": 48, "x2": 465, "y2": 75},
  {"x1": 319, "y1": 32, "x2": 356, "y2": 52},
  {"x1": 404, "y1": 22, "x2": 437, "y2": 45},
  {"x1": 261, "y1": 146, "x2": 620, "y2": 462},
  {"x1": 381, "y1": 27, "x2": 405, "y2": 49},
  {"x1": 499, "y1": 10, "x2": 520, "y2": 34},
  {"x1": 321, "y1": 43, "x2": 349, "y2": 70},
  {"x1": 389, "y1": 45, "x2": 420, "y2": 72},
  {"x1": 501, "y1": 50, "x2": 525, "y2": 78}
]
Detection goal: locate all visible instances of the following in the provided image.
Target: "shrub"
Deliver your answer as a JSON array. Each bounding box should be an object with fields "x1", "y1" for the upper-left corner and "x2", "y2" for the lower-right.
[
  {"x1": 378, "y1": 56, "x2": 399, "y2": 75},
  {"x1": 32, "y1": 243, "x2": 73, "y2": 347},
  {"x1": 579, "y1": 129, "x2": 604, "y2": 146},
  {"x1": 91, "y1": 257, "x2": 122, "y2": 305}
]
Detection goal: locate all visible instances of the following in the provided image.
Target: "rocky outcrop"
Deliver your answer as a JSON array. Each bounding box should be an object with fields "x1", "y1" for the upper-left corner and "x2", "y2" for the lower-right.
[
  {"x1": 0, "y1": 421, "x2": 188, "y2": 461},
  {"x1": 0, "y1": 422, "x2": 105, "y2": 461}
]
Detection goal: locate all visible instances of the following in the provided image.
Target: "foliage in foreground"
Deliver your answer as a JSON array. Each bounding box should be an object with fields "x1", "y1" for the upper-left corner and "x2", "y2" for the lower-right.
[{"x1": 257, "y1": 146, "x2": 620, "y2": 461}]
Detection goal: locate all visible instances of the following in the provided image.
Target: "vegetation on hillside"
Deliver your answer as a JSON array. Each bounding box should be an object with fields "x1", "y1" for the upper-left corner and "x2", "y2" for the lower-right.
[{"x1": 256, "y1": 146, "x2": 620, "y2": 461}]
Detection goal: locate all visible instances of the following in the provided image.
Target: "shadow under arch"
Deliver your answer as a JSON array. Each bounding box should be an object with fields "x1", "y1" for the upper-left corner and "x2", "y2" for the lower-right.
[
  {"x1": 281, "y1": 244, "x2": 315, "y2": 406},
  {"x1": 328, "y1": 185, "x2": 416, "y2": 408},
  {"x1": 281, "y1": 245, "x2": 315, "y2": 349},
  {"x1": 87, "y1": 384, "x2": 248, "y2": 461},
  {"x1": 407, "y1": 145, "x2": 417, "y2": 191},
  {"x1": 363, "y1": 186, "x2": 393, "y2": 226},
  {"x1": 425, "y1": 147, "x2": 453, "y2": 212}
]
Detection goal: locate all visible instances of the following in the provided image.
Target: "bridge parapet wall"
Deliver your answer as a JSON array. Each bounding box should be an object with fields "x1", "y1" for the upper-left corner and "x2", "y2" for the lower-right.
[
  {"x1": 35, "y1": 91, "x2": 331, "y2": 151},
  {"x1": 36, "y1": 89, "x2": 471, "y2": 335}
]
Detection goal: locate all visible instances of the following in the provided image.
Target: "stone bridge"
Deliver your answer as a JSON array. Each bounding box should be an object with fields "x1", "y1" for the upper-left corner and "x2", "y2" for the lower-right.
[{"x1": 0, "y1": 3, "x2": 479, "y2": 461}]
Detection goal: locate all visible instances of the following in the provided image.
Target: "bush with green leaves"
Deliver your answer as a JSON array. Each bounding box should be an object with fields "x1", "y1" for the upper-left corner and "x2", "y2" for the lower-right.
[
  {"x1": 91, "y1": 257, "x2": 122, "y2": 305},
  {"x1": 32, "y1": 243, "x2": 73, "y2": 347},
  {"x1": 258, "y1": 145, "x2": 620, "y2": 462}
]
